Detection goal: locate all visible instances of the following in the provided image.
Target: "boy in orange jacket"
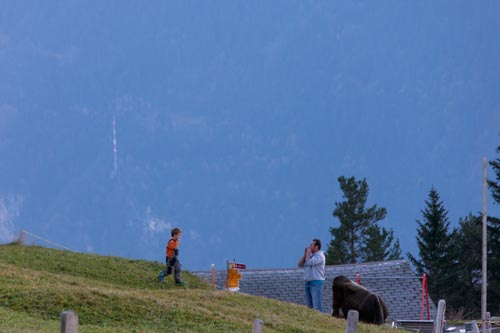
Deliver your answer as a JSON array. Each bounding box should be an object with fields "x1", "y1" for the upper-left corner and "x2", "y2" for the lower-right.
[{"x1": 158, "y1": 227, "x2": 185, "y2": 286}]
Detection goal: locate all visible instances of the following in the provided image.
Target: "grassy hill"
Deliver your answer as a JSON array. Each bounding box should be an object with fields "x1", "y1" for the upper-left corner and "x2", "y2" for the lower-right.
[{"x1": 0, "y1": 243, "x2": 397, "y2": 332}]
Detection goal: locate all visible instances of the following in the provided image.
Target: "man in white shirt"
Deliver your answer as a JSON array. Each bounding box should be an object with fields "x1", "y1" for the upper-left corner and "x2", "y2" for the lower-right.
[{"x1": 298, "y1": 239, "x2": 326, "y2": 311}]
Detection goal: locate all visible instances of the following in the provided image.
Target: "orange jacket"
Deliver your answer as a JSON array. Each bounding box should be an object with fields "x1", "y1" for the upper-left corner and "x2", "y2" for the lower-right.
[{"x1": 166, "y1": 238, "x2": 179, "y2": 258}]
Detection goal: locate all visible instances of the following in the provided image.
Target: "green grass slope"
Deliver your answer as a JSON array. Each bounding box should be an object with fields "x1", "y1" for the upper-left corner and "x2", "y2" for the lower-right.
[{"x1": 0, "y1": 244, "x2": 396, "y2": 332}]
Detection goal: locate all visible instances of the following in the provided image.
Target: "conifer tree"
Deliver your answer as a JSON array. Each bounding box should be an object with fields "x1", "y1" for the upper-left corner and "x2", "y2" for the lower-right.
[
  {"x1": 447, "y1": 214, "x2": 500, "y2": 317},
  {"x1": 486, "y1": 216, "x2": 500, "y2": 314},
  {"x1": 326, "y1": 176, "x2": 401, "y2": 264},
  {"x1": 362, "y1": 225, "x2": 402, "y2": 262},
  {"x1": 408, "y1": 186, "x2": 454, "y2": 304},
  {"x1": 487, "y1": 145, "x2": 500, "y2": 315},
  {"x1": 488, "y1": 145, "x2": 500, "y2": 204},
  {"x1": 447, "y1": 214, "x2": 482, "y2": 316}
]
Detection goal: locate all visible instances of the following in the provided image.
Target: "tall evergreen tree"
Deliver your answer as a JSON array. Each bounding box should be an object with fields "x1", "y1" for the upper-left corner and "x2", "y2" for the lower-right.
[
  {"x1": 488, "y1": 145, "x2": 500, "y2": 204},
  {"x1": 326, "y1": 176, "x2": 401, "y2": 264},
  {"x1": 488, "y1": 145, "x2": 500, "y2": 315},
  {"x1": 447, "y1": 214, "x2": 482, "y2": 317},
  {"x1": 408, "y1": 186, "x2": 454, "y2": 304},
  {"x1": 486, "y1": 216, "x2": 500, "y2": 315},
  {"x1": 447, "y1": 214, "x2": 500, "y2": 317},
  {"x1": 362, "y1": 226, "x2": 402, "y2": 262}
]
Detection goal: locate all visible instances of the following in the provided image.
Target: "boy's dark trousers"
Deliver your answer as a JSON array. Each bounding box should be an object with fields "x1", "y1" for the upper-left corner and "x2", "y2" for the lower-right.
[{"x1": 163, "y1": 256, "x2": 182, "y2": 283}]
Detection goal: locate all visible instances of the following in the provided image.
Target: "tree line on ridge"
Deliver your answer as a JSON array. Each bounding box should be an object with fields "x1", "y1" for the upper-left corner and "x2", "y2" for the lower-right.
[{"x1": 325, "y1": 143, "x2": 500, "y2": 318}]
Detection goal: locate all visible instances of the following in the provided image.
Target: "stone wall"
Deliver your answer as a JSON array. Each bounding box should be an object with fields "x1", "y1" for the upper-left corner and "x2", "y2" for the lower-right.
[{"x1": 192, "y1": 260, "x2": 436, "y2": 321}]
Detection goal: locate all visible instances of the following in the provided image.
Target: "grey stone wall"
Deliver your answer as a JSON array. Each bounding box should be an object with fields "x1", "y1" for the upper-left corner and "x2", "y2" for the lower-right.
[{"x1": 192, "y1": 260, "x2": 436, "y2": 321}]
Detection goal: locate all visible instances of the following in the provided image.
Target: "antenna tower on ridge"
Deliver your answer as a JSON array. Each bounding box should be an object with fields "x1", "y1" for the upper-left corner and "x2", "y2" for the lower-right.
[{"x1": 112, "y1": 116, "x2": 118, "y2": 175}]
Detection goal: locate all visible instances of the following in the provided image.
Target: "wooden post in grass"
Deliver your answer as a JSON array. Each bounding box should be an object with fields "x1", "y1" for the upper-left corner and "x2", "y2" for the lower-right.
[
  {"x1": 465, "y1": 321, "x2": 480, "y2": 333},
  {"x1": 211, "y1": 264, "x2": 215, "y2": 289},
  {"x1": 345, "y1": 310, "x2": 359, "y2": 333},
  {"x1": 253, "y1": 319, "x2": 264, "y2": 333},
  {"x1": 434, "y1": 300, "x2": 446, "y2": 333},
  {"x1": 484, "y1": 312, "x2": 491, "y2": 333},
  {"x1": 60, "y1": 311, "x2": 78, "y2": 333}
]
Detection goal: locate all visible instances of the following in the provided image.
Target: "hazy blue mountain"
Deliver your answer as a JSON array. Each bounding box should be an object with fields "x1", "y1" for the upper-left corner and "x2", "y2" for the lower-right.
[{"x1": 1, "y1": 1, "x2": 499, "y2": 271}]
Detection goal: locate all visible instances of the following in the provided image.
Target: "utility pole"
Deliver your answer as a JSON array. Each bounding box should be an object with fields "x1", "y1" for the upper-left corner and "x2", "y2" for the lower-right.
[{"x1": 481, "y1": 157, "x2": 487, "y2": 333}]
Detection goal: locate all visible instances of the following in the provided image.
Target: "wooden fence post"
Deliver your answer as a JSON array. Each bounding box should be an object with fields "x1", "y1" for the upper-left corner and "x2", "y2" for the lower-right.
[
  {"x1": 465, "y1": 321, "x2": 480, "y2": 333},
  {"x1": 345, "y1": 310, "x2": 359, "y2": 333},
  {"x1": 60, "y1": 311, "x2": 78, "y2": 333},
  {"x1": 483, "y1": 312, "x2": 491, "y2": 333},
  {"x1": 211, "y1": 264, "x2": 215, "y2": 289},
  {"x1": 433, "y1": 300, "x2": 446, "y2": 333},
  {"x1": 253, "y1": 318, "x2": 264, "y2": 333}
]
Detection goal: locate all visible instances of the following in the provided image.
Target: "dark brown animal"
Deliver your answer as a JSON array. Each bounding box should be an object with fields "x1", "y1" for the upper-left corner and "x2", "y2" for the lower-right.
[{"x1": 332, "y1": 275, "x2": 388, "y2": 325}]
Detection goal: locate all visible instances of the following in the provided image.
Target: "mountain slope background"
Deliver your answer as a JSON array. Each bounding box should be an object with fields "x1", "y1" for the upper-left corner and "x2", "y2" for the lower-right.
[{"x1": 1, "y1": 2, "x2": 500, "y2": 271}]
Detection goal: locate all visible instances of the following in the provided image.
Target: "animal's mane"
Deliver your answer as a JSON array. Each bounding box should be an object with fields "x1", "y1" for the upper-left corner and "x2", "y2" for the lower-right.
[
  {"x1": 334, "y1": 275, "x2": 371, "y2": 293},
  {"x1": 345, "y1": 280, "x2": 370, "y2": 293}
]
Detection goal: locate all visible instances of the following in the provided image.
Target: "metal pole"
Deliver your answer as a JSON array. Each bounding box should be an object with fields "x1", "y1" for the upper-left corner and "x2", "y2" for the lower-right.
[{"x1": 482, "y1": 157, "x2": 488, "y2": 332}]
